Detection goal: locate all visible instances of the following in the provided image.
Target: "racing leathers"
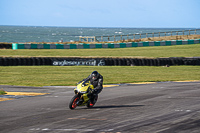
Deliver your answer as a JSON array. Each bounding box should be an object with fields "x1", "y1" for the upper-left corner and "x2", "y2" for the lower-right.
[{"x1": 83, "y1": 73, "x2": 103, "y2": 94}]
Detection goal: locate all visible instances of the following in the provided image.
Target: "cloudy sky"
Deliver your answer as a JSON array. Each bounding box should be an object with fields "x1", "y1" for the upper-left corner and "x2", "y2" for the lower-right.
[{"x1": 0, "y1": 0, "x2": 199, "y2": 28}]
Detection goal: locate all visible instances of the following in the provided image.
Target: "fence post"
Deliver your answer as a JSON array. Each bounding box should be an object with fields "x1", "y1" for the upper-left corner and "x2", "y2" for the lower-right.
[{"x1": 77, "y1": 29, "x2": 198, "y2": 43}]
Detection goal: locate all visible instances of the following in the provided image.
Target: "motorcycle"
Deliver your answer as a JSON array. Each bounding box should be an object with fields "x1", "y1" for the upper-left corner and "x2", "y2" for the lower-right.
[{"x1": 69, "y1": 81, "x2": 98, "y2": 109}]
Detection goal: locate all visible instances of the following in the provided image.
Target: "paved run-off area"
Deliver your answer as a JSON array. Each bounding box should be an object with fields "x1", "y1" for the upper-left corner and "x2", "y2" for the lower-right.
[{"x1": 0, "y1": 81, "x2": 200, "y2": 133}]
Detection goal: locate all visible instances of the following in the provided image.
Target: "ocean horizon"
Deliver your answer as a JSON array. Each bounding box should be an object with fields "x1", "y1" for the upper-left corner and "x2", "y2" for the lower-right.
[{"x1": 0, "y1": 25, "x2": 198, "y2": 43}]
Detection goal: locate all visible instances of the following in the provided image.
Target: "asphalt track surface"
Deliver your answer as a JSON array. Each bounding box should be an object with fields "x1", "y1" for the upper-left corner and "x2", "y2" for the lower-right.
[{"x1": 0, "y1": 81, "x2": 200, "y2": 133}]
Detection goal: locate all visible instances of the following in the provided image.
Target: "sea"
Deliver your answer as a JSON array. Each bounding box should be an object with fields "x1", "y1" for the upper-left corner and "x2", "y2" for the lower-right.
[{"x1": 0, "y1": 25, "x2": 199, "y2": 43}]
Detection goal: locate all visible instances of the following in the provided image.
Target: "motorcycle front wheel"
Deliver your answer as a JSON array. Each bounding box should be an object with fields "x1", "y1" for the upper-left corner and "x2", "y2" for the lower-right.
[{"x1": 69, "y1": 95, "x2": 80, "y2": 109}]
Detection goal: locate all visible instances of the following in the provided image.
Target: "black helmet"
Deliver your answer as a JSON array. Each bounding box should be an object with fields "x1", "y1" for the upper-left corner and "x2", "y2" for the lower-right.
[{"x1": 91, "y1": 71, "x2": 99, "y2": 81}]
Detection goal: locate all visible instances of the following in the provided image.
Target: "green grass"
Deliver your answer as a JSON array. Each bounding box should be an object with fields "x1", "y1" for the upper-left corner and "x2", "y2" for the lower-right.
[
  {"x1": 0, "y1": 44, "x2": 200, "y2": 87},
  {"x1": 0, "y1": 66, "x2": 199, "y2": 87},
  {"x1": 0, "y1": 44, "x2": 200, "y2": 58},
  {"x1": 0, "y1": 89, "x2": 7, "y2": 95}
]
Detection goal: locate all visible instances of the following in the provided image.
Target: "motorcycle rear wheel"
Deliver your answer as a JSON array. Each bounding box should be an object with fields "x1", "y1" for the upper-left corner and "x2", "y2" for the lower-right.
[{"x1": 69, "y1": 95, "x2": 80, "y2": 109}]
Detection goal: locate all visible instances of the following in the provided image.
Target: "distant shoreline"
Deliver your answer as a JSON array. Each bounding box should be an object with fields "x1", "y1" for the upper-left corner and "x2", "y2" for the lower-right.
[
  {"x1": 1, "y1": 26, "x2": 199, "y2": 43},
  {"x1": 1, "y1": 34, "x2": 200, "y2": 45}
]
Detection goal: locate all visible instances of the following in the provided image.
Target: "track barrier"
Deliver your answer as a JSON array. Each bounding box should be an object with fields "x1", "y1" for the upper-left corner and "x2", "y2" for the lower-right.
[
  {"x1": 0, "y1": 57, "x2": 200, "y2": 66},
  {"x1": 0, "y1": 43, "x2": 12, "y2": 49},
  {"x1": 12, "y1": 39, "x2": 200, "y2": 49}
]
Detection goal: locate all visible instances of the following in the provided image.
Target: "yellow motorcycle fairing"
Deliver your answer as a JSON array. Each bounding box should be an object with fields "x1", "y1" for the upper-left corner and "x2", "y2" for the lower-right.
[{"x1": 74, "y1": 81, "x2": 94, "y2": 105}]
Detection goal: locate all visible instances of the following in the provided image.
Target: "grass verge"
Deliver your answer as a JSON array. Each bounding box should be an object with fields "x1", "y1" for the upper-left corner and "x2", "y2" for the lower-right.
[
  {"x1": 0, "y1": 66, "x2": 199, "y2": 87},
  {"x1": 0, "y1": 89, "x2": 7, "y2": 95},
  {"x1": 0, "y1": 44, "x2": 200, "y2": 58}
]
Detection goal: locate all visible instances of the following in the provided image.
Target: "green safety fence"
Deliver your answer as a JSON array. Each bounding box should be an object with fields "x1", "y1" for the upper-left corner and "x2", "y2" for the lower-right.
[{"x1": 12, "y1": 39, "x2": 200, "y2": 50}]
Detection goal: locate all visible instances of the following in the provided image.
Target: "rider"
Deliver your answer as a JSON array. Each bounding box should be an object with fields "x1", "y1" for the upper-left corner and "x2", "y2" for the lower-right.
[{"x1": 82, "y1": 71, "x2": 103, "y2": 104}]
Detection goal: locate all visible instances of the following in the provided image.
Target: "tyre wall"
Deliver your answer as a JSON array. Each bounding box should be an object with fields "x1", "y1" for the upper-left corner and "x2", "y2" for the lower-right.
[
  {"x1": 0, "y1": 43, "x2": 12, "y2": 49},
  {"x1": 0, "y1": 57, "x2": 200, "y2": 66}
]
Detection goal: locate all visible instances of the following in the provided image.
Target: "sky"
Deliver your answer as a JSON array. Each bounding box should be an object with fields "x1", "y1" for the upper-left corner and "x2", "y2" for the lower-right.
[{"x1": 0, "y1": 0, "x2": 200, "y2": 28}]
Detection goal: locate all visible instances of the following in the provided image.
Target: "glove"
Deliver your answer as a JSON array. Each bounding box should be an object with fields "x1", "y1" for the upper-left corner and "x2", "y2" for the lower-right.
[
  {"x1": 82, "y1": 82, "x2": 86, "y2": 87},
  {"x1": 91, "y1": 89, "x2": 97, "y2": 94}
]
